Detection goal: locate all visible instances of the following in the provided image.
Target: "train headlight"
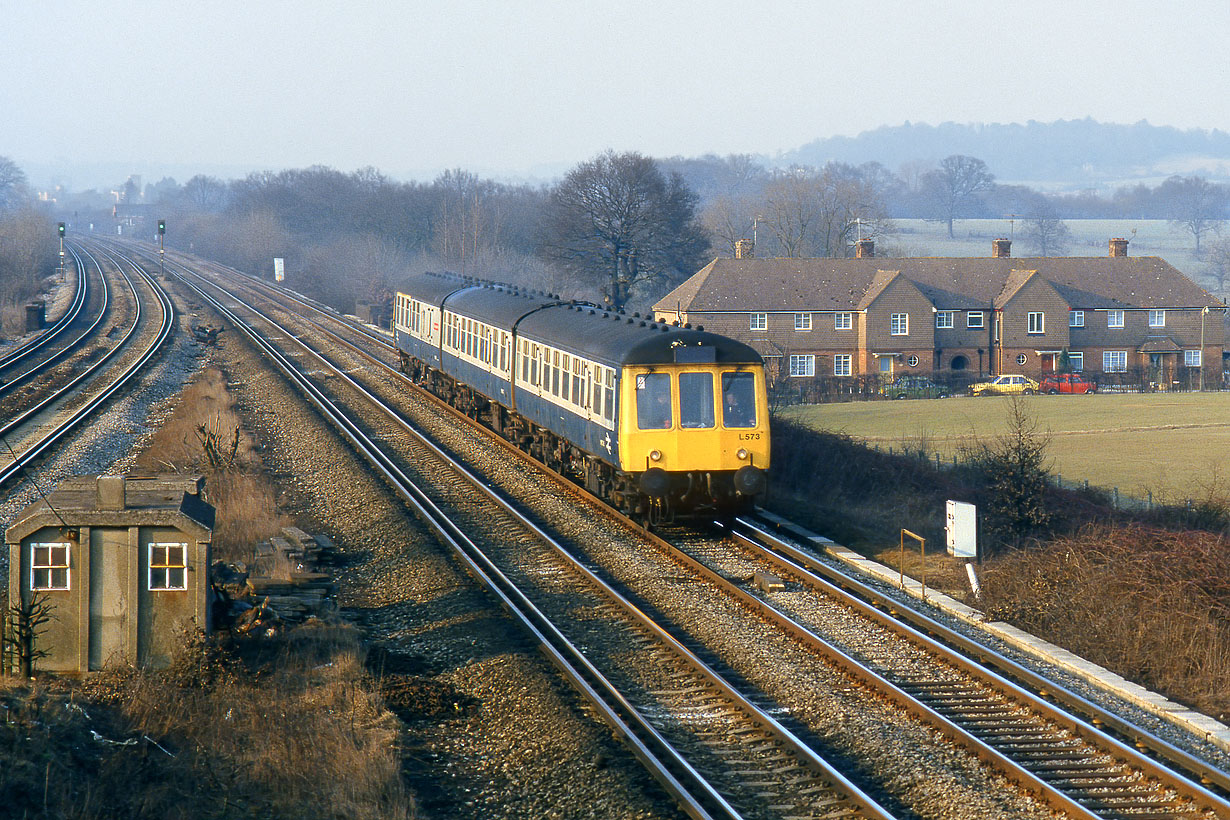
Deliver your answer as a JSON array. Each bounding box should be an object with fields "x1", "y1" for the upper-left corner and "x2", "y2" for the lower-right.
[
  {"x1": 649, "y1": 449, "x2": 663, "y2": 462},
  {"x1": 736, "y1": 448, "x2": 749, "y2": 461}
]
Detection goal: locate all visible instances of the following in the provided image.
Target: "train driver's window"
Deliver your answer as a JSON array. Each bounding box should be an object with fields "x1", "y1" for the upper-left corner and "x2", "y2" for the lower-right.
[
  {"x1": 679, "y1": 372, "x2": 715, "y2": 428},
  {"x1": 721, "y1": 372, "x2": 757, "y2": 428},
  {"x1": 636, "y1": 373, "x2": 672, "y2": 429}
]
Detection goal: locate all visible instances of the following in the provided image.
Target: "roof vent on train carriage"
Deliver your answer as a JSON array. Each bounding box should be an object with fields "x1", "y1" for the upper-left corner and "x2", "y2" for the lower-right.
[
  {"x1": 696, "y1": 325, "x2": 704, "y2": 331},
  {"x1": 684, "y1": 323, "x2": 692, "y2": 329}
]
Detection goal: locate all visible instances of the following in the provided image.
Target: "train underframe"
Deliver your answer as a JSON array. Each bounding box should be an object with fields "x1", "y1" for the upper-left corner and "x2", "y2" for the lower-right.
[{"x1": 400, "y1": 352, "x2": 757, "y2": 523}]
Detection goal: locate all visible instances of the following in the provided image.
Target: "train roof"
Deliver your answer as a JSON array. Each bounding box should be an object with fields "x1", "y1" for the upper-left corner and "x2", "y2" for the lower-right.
[
  {"x1": 516, "y1": 304, "x2": 762, "y2": 366},
  {"x1": 399, "y1": 271, "x2": 763, "y2": 367}
]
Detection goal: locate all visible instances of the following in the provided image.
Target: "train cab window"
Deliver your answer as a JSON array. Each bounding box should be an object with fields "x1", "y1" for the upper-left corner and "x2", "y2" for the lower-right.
[
  {"x1": 636, "y1": 373, "x2": 672, "y2": 429},
  {"x1": 721, "y1": 372, "x2": 757, "y2": 428},
  {"x1": 679, "y1": 372, "x2": 716, "y2": 428}
]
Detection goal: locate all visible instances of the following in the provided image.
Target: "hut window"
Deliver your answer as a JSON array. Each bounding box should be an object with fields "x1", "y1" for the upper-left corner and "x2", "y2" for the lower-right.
[
  {"x1": 149, "y1": 543, "x2": 187, "y2": 591},
  {"x1": 31, "y1": 543, "x2": 71, "y2": 590}
]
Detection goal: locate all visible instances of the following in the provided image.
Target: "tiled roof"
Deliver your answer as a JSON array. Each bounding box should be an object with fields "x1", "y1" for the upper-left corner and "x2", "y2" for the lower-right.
[{"x1": 654, "y1": 256, "x2": 1222, "y2": 313}]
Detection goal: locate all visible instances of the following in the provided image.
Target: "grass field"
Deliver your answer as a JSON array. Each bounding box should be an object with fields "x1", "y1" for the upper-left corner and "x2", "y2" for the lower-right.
[
  {"x1": 783, "y1": 392, "x2": 1230, "y2": 501},
  {"x1": 886, "y1": 219, "x2": 1217, "y2": 293}
]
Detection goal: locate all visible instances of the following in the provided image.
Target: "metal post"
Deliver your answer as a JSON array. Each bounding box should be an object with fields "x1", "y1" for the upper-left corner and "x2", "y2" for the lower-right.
[
  {"x1": 899, "y1": 529, "x2": 927, "y2": 599},
  {"x1": 1200, "y1": 307, "x2": 1208, "y2": 391}
]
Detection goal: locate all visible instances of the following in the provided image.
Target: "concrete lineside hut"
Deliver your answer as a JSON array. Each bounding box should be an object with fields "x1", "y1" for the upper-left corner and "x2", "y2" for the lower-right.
[{"x1": 5, "y1": 475, "x2": 214, "y2": 673}]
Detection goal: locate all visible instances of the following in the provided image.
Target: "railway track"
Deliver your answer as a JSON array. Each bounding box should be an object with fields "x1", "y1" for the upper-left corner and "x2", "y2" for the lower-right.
[
  {"x1": 0, "y1": 243, "x2": 174, "y2": 491},
  {"x1": 113, "y1": 241, "x2": 1230, "y2": 819},
  {"x1": 156, "y1": 247, "x2": 902, "y2": 820},
  {"x1": 0, "y1": 245, "x2": 97, "y2": 401},
  {"x1": 0, "y1": 245, "x2": 89, "y2": 373}
]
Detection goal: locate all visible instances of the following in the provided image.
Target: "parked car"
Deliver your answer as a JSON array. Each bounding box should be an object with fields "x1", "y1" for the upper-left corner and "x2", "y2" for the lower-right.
[
  {"x1": 881, "y1": 376, "x2": 951, "y2": 399},
  {"x1": 968, "y1": 374, "x2": 1040, "y2": 396},
  {"x1": 1039, "y1": 373, "x2": 1097, "y2": 394}
]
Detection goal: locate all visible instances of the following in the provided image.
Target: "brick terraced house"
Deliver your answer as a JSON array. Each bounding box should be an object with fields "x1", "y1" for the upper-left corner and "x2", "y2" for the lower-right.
[{"x1": 653, "y1": 238, "x2": 1226, "y2": 390}]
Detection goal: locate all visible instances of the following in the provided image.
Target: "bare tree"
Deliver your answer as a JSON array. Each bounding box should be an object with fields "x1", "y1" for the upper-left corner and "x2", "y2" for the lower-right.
[
  {"x1": 178, "y1": 175, "x2": 230, "y2": 213},
  {"x1": 1160, "y1": 174, "x2": 1227, "y2": 253},
  {"x1": 756, "y1": 163, "x2": 891, "y2": 258},
  {"x1": 1203, "y1": 236, "x2": 1230, "y2": 296},
  {"x1": 539, "y1": 151, "x2": 709, "y2": 310},
  {"x1": 1020, "y1": 203, "x2": 1072, "y2": 256},
  {"x1": 0, "y1": 156, "x2": 28, "y2": 211},
  {"x1": 921, "y1": 155, "x2": 996, "y2": 238}
]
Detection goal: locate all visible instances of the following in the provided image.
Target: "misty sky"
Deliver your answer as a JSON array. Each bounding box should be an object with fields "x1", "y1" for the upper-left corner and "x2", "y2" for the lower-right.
[{"x1": 5, "y1": 0, "x2": 1230, "y2": 189}]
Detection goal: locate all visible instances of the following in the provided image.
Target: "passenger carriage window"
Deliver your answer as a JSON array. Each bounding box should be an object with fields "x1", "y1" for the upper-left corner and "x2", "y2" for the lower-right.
[
  {"x1": 530, "y1": 345, "x2": 539, "y2": 386},
  {"x1": 604, "y1": 371, "x2": 617, "y2": 423},
  {"x1": 562, "y1": 354, "x2": 572, "y2": 401},
  {"x1": 575, "y1": 360, "x2": 585, "y2": 409},
  {"x1": 721, "y1": 372, "x2": 757, "y2": 428},
  {"x1": 679, "y1": 372, "x2": 716, "y2": 428},
  {"x1": 636, "y1": 373, "x2": 672, "y2": 429},
  {"x1": 552, "y1": 351, "x2": 562, "y2": 396}
]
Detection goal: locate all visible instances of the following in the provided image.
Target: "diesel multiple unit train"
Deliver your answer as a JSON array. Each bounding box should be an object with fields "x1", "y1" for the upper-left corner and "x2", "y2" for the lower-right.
[{"x1": 393, "y1": 271, "x2": 770, "y2": 522}]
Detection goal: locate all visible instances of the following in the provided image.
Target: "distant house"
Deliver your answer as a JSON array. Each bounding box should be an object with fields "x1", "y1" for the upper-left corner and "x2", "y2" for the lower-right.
[
  {"x1": 654, "y1": 238, "x2": 1225, "y2": 388},
  {"x1": 5, "y1": 475, "x2": 214, "y2": 673}
]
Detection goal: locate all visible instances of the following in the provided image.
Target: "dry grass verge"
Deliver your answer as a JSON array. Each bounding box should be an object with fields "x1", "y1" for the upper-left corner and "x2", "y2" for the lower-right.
[
  {"x1": 132, "y1": 366, "x2": 292, "y2": 563},
  {"x1": 1, "y1": 622, "x2": 413, "y2": 819},
  {"x1": 980, "y1": 525, "x2": 1230, "y2": 719}
]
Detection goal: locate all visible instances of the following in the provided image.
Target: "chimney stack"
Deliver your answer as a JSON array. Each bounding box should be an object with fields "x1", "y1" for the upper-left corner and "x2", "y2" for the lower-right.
[
  {"x1": 1109, "y1": 237, "x2": 1129, "y2": 257},
  {"x1": 856, "y1": 238, "x2": 875, "y2": 258},
  {"x1": 734, "y1": 239, "x2": 754, "y2": 259},
  {"x1": 97, "y1": 475, "x2": 127, "y2": 511},
  {"x1": 992, "y1": 238, "x2": 1012, "y2": 258}
]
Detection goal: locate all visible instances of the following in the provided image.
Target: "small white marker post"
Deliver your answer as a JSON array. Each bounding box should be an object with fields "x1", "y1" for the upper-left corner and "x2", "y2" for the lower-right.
[{"x1": 946, "y1": 500, "x2": 980, "y2": 597}]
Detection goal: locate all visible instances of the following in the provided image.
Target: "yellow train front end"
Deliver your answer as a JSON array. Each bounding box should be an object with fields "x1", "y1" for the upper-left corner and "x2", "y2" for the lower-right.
[{"x1": 618, "y1": 362, "x2": 770, "y2": 518}]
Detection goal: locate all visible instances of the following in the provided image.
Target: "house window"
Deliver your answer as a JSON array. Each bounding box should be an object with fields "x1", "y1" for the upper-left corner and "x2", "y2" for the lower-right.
[
  {"x1": 935, "y1": 310, "x2": 955, "y2": 329},
  {"x1": 967, "y1": 311, "x2": 984, "y2": 329},
  {"x1": 1069, "y1": 352, "x2": 1084, "y2": 371},
  {"x1": 1016, "y1": 353, "x2": 1028, "y2": 365},
  {"x1": 834, "y1": 354, "x2": 852, "y2": 376},
  {"x1": 1069, "y1": 310, "x2": 1084, "y2": 327},
  {"x1": 1107, "y1": 310, "x2": 1124, "y2": 328},
  {"x1": 890, "y1": 313, "x2": 908, "y2": 335},
  {"x1": 1149, "y1": 309, "x2": 1165, "y2": 327},
  {"x1": 907, "y1": 355, "x2": 919, "y2": 367},
  {"x1": 834, "y1": 312, "x2": 852, "y2": 330},
  {"x1": 749, "y1": 313, "x2": 767, "y2": 331},
  {"x1": 789, "y1": 354, "x2": 815, "y2": 377},
  {"x1": 794, "y1": 312, "x2": 812, "y2": 331},
  {"x1": 1027, "y1": 312, "x2": 1045, "y2": 334},
  {"x1": 1103, "y1": 350, "x2": 1127, "y2": 372},
  {"x1": 149, "y1": 543, "x2": 187, "y2": 591},
  {"x1": 31, "y1": 543, "x2": 71, "y2": 590},
  {"x1": 1185, "y1": 349, "x2": 1202, "y2": 367}
]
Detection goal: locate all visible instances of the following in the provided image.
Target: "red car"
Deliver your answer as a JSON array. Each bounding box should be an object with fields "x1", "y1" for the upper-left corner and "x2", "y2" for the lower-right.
[{"x1": 1039, "y1": 373, "x2": 1096, "y2": 394}]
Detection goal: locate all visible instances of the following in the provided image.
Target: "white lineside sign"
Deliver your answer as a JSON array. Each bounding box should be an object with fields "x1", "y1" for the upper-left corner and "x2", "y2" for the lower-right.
[
  {"x1": 946, "y1": 500, "x2": 977, "y2": 559},
  {"x1": 274, "y1": 257, "x2": 285, "y2": 282}
]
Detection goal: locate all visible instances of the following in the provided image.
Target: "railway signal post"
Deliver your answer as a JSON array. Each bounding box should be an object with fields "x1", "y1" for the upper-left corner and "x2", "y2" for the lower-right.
[
  {"x1": 57, "y1": 222, "x2": 65, "y2": 279},
  {"x1": 157, "y1": 218, "x2": 166, "y2": 278}
]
